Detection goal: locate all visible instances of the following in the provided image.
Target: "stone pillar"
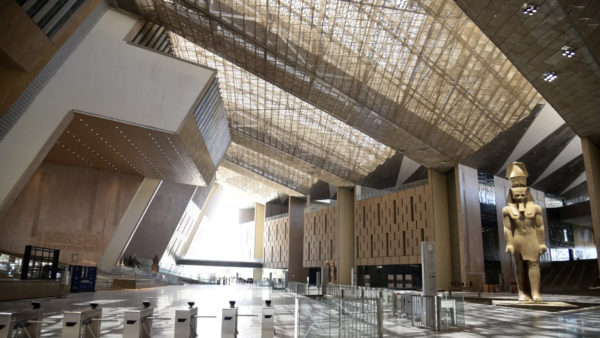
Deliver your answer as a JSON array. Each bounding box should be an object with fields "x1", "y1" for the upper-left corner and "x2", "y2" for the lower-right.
[
  {"x1": 254, "y1": 203, "x2": 265, "y2": 281},
  {"x1": 428, "y1": 169, "x2": 451, "y2": 290},
  {"x1": 582, "y1": 137, "x2": 600, "y2": 273},
  {"x1": 452, "y1": 164, "x2": 485, "y2": 288},
  {"x1": 494, "y1": 176, "x2": 514, "y2": 288},
  {"x1": 288, "y1": 196, "x2": 308, "y2": 282},
  {"x1": 336, "y1": 187, "x2": 354, "y2": 285}
]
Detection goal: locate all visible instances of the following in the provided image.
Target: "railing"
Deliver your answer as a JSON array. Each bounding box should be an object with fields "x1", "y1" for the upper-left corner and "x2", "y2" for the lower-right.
[
  {"x1": 356, "y1": 179, "x2": 428, "y2": 201},
  {"x1": 265, "y1": 213, "x2": 289, "y2": 222},
  {"x1": 304, "y1": 202, "x2": 336, "y2": 213},
  {"x1": 294, "y1": 296, "x2": 382, "y2": 338},
  {"x1": 288, "y1": 282, "x2": 321, "y2": 296},
  {"x1": 325, "y1": 284, "x2": 394, "y2": 311},
  {"x1": 103, "y1": 266, "x2": 187, "y2": 287}
]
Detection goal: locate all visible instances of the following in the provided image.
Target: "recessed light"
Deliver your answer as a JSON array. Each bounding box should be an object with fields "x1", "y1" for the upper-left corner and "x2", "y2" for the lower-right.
[
  {"x1": 543, "y1": 71, "x2": 558, "y2": 82},
  {"x1": 522, "y1": 3, "x2": 538, "y2": 15},
  {"x1": 561, "y1": 45, "x2": 576, "y2": 57}
]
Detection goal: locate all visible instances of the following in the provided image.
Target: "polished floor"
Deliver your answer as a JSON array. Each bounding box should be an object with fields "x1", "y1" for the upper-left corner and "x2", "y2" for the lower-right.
[{"x1": 0, "y1": 284, "x2": 599, "y2": 337}]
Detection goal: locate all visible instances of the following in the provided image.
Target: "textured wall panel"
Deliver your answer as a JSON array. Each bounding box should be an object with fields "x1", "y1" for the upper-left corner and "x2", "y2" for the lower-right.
[
  {"x1": 263, "y1": 214, "x2": 289, "y2": 269},
  {"x1": 354, "y1": 184, "x2": 433, "y2": 266},
  {"x1": 303, "y1": 206, "x2": 337, "y2": 268}
]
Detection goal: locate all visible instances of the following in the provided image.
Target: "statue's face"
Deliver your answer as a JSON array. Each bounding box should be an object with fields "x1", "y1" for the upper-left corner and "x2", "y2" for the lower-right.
[{"x1": 510, "y1": 187, "x2": 527, "y2": 202}]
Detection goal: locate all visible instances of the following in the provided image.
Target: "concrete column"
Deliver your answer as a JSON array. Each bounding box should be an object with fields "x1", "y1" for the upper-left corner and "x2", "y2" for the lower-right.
[
  {"x1": 494, "y1": 176, "x2": 514, "y2": 287},
  {"x1": 254, "y1": 203, "x2": 265, "y2": 281},
  {"x1": 582, "y1": 137, "x2": 600, "y2": 273},
  {"x1": 288, "y1": 196, "x2": 308, "y2": 282},
  {"x1": 336, "y1": 187, "x2": 354, "y2": 285},
  {"x1": 428, "y1": 169, "x2": 451, "y2": 290},
  {"x1": 97, "y1": 178, "x2": 161, "y2": 272},
  {"x1": 452, "y1": 164, "x2": 485, "y2": 288}
]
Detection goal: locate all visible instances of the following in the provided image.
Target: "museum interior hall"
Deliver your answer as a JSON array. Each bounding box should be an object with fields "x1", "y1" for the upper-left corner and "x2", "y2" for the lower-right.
[{"x1": 1, "y1": 0, "x2": 600, "y2": 337}]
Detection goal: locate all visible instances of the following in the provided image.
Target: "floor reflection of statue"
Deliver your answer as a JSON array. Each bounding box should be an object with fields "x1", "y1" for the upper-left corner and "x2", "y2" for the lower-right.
[
  {"x1": 324, "y1": 260, "x2": 330, "y2": 284},
  {"x1": 329, "y1": 260, "x2": 336, "y2": 284},
  {"x1": 503, "y1": 162, "x2": 547, "y2": 302}
]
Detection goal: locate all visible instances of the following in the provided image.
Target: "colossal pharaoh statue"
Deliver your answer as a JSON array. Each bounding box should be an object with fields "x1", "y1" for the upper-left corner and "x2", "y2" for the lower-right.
[{"x1": 503, "y1": 162, "x2": 547, "y2": 303}]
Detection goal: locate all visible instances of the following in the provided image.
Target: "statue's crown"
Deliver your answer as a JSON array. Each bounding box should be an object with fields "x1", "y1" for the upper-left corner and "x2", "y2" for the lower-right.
[{"x1": 506, "y1": 162, "x2": 528, "y2": 186}]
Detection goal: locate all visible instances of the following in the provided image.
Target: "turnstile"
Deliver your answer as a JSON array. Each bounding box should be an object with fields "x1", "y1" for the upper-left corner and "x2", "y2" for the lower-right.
[
  {"x1": 0, "y1": 302, "x2": 44, "y2": 338},
  {"x1": 123, "y1": 302, "x2": 153, "y2": 338},
  {"x1": 62, "y1": 303, "x2": 102, "y2": 338},
  {"x1": 261, "y1": 300, "x2": 274, "y2": 338},
  {"x1": 221, "y1": 301, "x2": 238, "y2": 338},
  {"x1": 174, "y1": 302, "x2": 197, "y2": 338}
]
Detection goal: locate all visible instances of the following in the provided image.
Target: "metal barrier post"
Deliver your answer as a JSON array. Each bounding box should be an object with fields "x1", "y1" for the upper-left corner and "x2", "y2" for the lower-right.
[
  {"x1": 123, "y1": 302, "x2": 153, "y2": 338},
  {"x1": 221, "y1": 301, "x2": 237, "y2": 338},
  {"x1": 261, "y1": 300, "x2": 274, "y2": 338},
  {"x1": 376, "y1": 298, "x2": 383, "y2": 338},
  {"x1": 62, "y1": 303, "x2": 102, "y2": 338},
  {"x1": 0, "y1": 302, "x2": 44, "y2": 338},
  {"x1": 175, "y1": 302, "x2": 197, "y2": 338}
]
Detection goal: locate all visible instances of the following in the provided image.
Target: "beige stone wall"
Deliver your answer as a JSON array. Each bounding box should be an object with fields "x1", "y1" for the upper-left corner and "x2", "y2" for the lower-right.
[
  {"x1": 263, "y1": 215, "x2": 289, "y2": 269},
  {"x1": 0, "y1": 162, "x2": 142, "y2": 265},
  {"x1": 303, "y1": 206, "x2": 337, "y2": 267},
  {"x1": 354, "y1": 184, "x2": 433, "y2": 266}
]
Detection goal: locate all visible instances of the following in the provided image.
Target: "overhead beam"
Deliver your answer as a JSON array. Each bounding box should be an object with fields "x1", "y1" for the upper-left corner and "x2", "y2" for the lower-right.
[{"x1": 176, "y1": 259, "x2": 263, "y2": 268}]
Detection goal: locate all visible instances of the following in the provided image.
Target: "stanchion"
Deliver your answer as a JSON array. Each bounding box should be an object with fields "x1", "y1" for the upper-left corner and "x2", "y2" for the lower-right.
[
  {"x1": 62, "y1": 303, "x2": 102, "y2": 338},
  {"x1": 175, "y1": 302, "x2": 198, "y2": 338},
  {"x1": 123, "y1": 301, "x2": 154, "y2": 338},
  {"x1": 0, "y1": 302, "x2": 44, "y2": 338},
  {"x1": 261, "y1": 300, "x2": 274, "y2": 338}
]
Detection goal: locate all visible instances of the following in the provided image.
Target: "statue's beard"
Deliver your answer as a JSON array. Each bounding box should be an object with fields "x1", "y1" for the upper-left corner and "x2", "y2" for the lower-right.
[{"x1": 514, "y1": 197, "x2": 526, "y2": 211}]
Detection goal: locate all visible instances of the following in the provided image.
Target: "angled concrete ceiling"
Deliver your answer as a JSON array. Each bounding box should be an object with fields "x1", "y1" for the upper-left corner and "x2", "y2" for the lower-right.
[{"x1": 453, "y1": 0, "x2": 600, "y2": 147}]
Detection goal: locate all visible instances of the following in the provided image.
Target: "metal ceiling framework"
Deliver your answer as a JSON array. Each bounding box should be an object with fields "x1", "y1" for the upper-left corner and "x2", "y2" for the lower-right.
[
  {"x1": 216, "y1": 164, "x2": 285, "y2": 203},
  {"x1": 124, "y1": 0, "x2": 544, "y2": 173},
  {"x1": 226, "y1": 142, "x2": 317, "y2": 194},
  {"x1": 169, "y1": 34, "x2": 395, "y2": 189}
]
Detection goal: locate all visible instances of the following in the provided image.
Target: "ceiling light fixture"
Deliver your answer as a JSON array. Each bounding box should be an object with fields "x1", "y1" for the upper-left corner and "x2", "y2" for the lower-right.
[
  {"x1": 561, "y1": 45, "x2": 576, "y2": 57},
  {"x1": 542, "y1": 72, "x2": 558, "y2": 82},
  {"x1": 522, "y1": 3, "x2": 538, "y2": 15}
]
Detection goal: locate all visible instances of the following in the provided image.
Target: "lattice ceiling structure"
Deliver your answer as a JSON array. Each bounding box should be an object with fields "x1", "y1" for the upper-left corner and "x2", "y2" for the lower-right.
[
  {"x1": 216, "y1": 165, "x2": 283, "y2": 203},
  {"x1": 170, "y1": 34, "x2": 396, "y2": 194},
  {"x1": 123, "y1": 0, "x2": 545, "y2": 172}
]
